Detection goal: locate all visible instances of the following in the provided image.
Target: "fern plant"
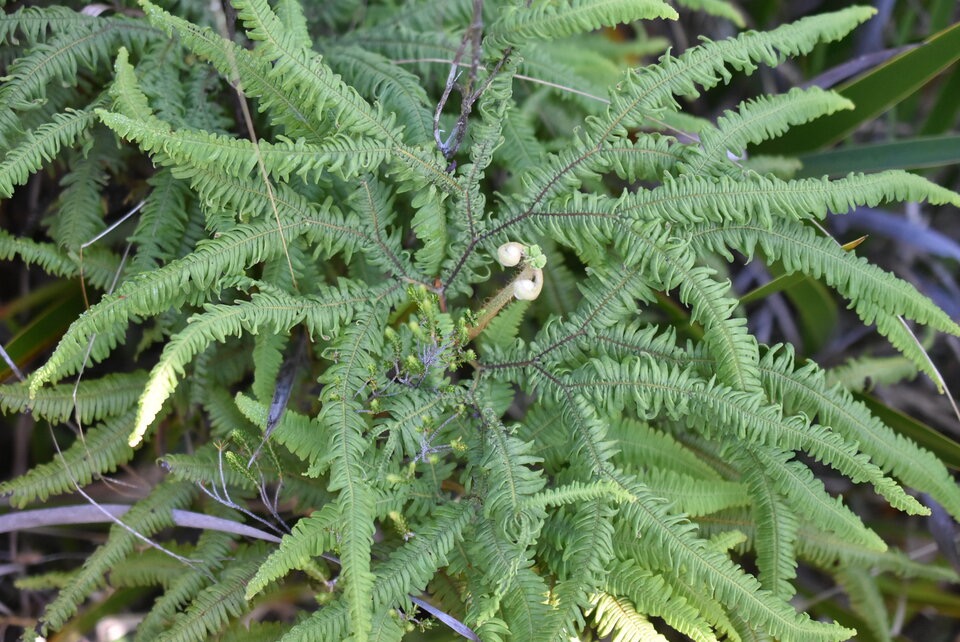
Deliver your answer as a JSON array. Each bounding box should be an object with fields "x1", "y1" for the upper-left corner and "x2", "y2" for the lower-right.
[{"x1": 2, "y1": 1, "x2": 960, "y2": 640}]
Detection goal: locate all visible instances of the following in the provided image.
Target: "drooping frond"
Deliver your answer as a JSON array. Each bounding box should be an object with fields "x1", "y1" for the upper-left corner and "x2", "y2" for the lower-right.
[
  {"x1": 590, "y1": 591, "x2": 670, "y2": 642},
  {"x1": 0, "y1": 409, "x2": 137, "y2": 507},
  {"x1": 485, "y1": 0, "x2": 678, "y2": 49},
  {"x1": 98, "y1": 109, "x2": 392, "y2": 184},
  {"x1": 0, "y1": 106, "x2": 99, "y2": 199},
  {"x1": 613, "y1": 473, "x2": 853, "y2": 641},
  {"x1": 38, "y1": 481, "x2": 197, "y2": 634},
  {"x1": 616, "y1": 171, "x2": 960, "y2": 227},
  {"x1": 158, "y1": 544, "x2": 266, "y2": 641},
  {"x1": 246, "y1": 504, "x2": 340, "y2": 598},
  {"x1": 673, "y1": 0, "x2": 746, "y2": 27},
  {"x1": 282, "y1": 501, "x2": 476, "y2": 640},
  {"x1": 746, "y1": 445, "x2": 884, "y2": 553},
  {"x1": 30, "y1": 204, "x2": 360, "y2": 388},
  {"x1": 131, "y1": 281, "x2": 367, "y2": 446},
  {"x1": 756, "y1": 344, "x2": 960, "y2": 520},
  {"x1": 313, "y1": 302, "x2": 391, "y2": 641},
  {"x1": 591, "y1": 7, "x2": 876, "y2": 139},
  {"x1": 0, "y1": 371, "x2": 145, "y2": 425},
  {"x1": 0, "y1": 14, "x2": 156, "y2": 146},
  {"x1": 687, "y1": 87, "x2": 853, "y2": 174},
  {"x1": 690, "y1": 220, "x2": 960, "y2": 370},
  {"x1": 836, "y1": 567, "x2": 892, "y2": 642}
]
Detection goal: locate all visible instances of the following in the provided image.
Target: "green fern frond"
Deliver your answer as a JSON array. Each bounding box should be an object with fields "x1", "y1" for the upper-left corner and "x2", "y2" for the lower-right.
[
  {"x1": 246, "y1": 503, "x2": 340, "y2": 599},
  {"x1": 348, "y1": 178, "x2": 423, "y2": 281},
  {"x1": 283, "y1": 501, "x2": 475, "y2": 640},
  {"x1": 315, "y1": 304, "x2": 391, "y2": 641},
  {"x1": 31, "y1": 209, "x2": 357, "y2": 388},
  {"x1": 0, "y1": 5, "x2": 99, "y2": 45},
  {"x1": 98, "y1": 109, "x2": 392, "y2": 184},
  {"x1": 0, "y1": 16, "x2": 156, "y2": 146},
  {"x1": 496, "y1": 102, "x2": 546, "y2": 181},
  {"x1": 485, "y1": 0, "x2": 678, "y2": 49},
  {"x1": 326, "y1": 45, "x2": 434, "y2": 145},
  {"x1": 522, "y1": 479, "x2": 635, "y2": 511},
  {"x1": 161, "y1": 454, "x2": 261, "y2": 491},
  {"x1": 0, "y1": 229, "x2": 78, "y2": 277},
  {"x1": 137, "y1": 1, "x2": 324, "y2": 141},
  {"x1": 616, "y1": 171, "x2": 960, "y2": 227},
  {"x1": 478, "y1": 411, "x2": 546, "y2": 531},
  {"x1": 590, "y1": 591, "x2": 670, "y2": 642},
  {"x1": 38, "y1": 481, "x2": 197, "y2": 634},
  {"x1": 578, "y1": 356, "x2": 921, "y2": 519},
  {"x1": 690, "y1": 221, "x2": 960, "y2": 362},
  {"x1": 604, "y1": 560, "x2": 723, "y2": 642},
  {"x1": 673, "y1": 0, "x2": 746, "y2": 27},
  {"x1": 47, "y1": 130, "x2": 115, "y2": 251},
  {"x1": 540, "y1": 499, "x2": 618, "y2": 637},
  {"x1": 593, "y1": 6, "x2": 876, "y2": 139},
  {"x1": 132, "y1": 282, "x2": 367, "y2": 446},
  {"x1": 747, "y1": 445, "x2": 885, "y2": 551},
  {"x1": 136, "y1": 528, "x2": 239, "y2": 641},
  {"x1": 234, "y1": 393, "x2": 328, "y2": 472},
  {"x1": 836, "y1": 567, "x2": 892, "y2": 642},
  {"x1": 738, "y1": 449, "x2": 801, "y2": 599},
  {"x1": 0, "y1": 371, "x2": 146, "y2": 424},
  {"x1": 641, "y1": 468, "x2": 749, "y2": 517},
  {"x1": 15, "y1": 571, "x2": 79, "y2": 591},
  {"x1": 826, "y1": 354, "x2": 918, "y2": 393},
  {"x1": 608, "y1": 417, "x2": 723, "y2": 481},
  {"x1": 232, "y1": 0, "x2": 399, "y2": 143},
  {"x1": 676, "y1": 265, "x2": 761, "y2": 391},
  {"x1": 756, "y1": 344, "x2": 960, "y2": 520},
  {"x1": 128, "y1": 169, "x2": 194, "y2": 272},
  {"x1": 363, "y1": 0, "x2": 475, "y2": 33},
  {"x1": 688, "y1": 87, "x2": 854, "y2": 173},
  {"x1": 273, "y1": 0, "x2": 311, "y2": 49},
  {"x1": 0, "y1": 409, "x2": 137, "y2": 507},
  {"x1": 504, "y1": 132, "x2": 684, "y2": 220},
  {"x1": 0, "y1": 106, "x2": 99, "y2": 199},
  {"x1": 157, "y1": 544, "x2": 265, "y2": 642},
  {"x1": 107, "y1": 547, "x2": 194, "y2": 590},
  {"x1": 555, "y1": 319, "x2": 919, "y2": 520},
  {"x1": 614, "y1": 473, "x2": 854, "y2": 641}
]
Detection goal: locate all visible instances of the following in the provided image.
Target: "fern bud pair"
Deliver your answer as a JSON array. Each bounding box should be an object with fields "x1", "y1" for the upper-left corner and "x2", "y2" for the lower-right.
[{"x1": 496, "y1": 241, "x2": 546, "y2": 301}]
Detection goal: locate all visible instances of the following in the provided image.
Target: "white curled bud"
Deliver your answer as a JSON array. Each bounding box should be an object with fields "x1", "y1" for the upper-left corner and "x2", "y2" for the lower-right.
[
  {"x1": 497, "y1": 242, "x2": 525, "y2": 267},
  {"x1": 513, "y1": 269, "x2": 543, "y2": 301}
]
